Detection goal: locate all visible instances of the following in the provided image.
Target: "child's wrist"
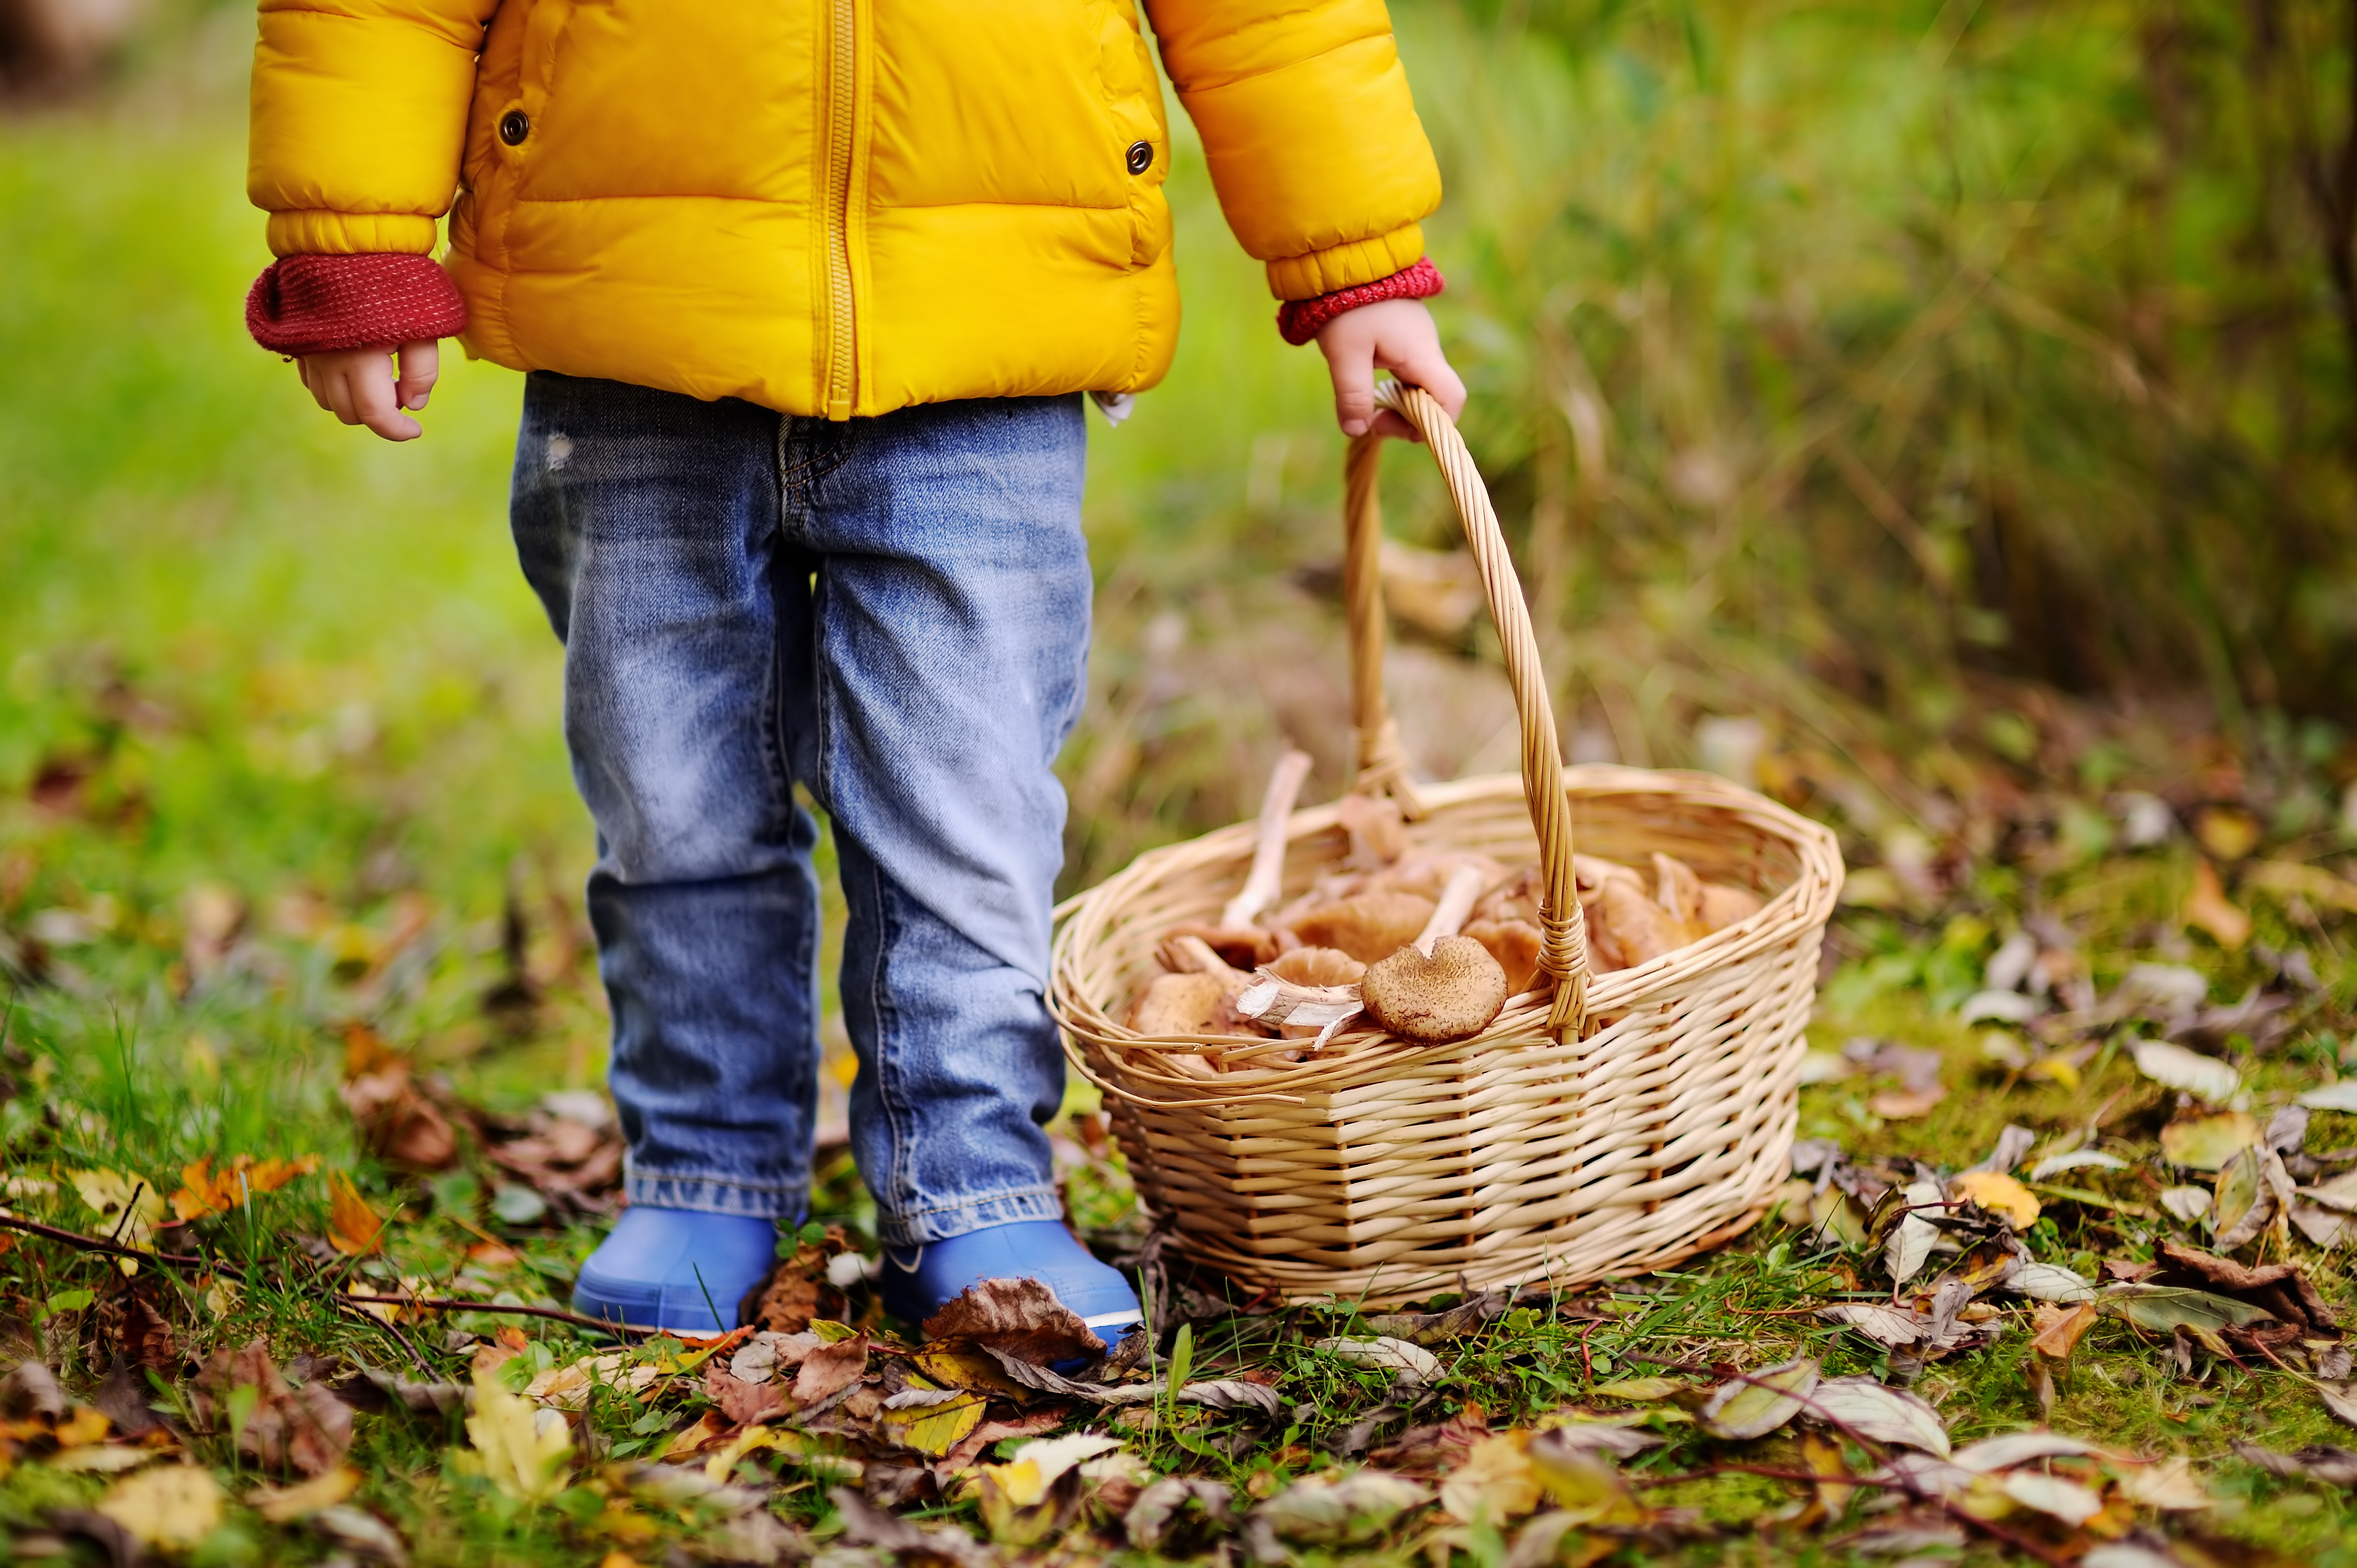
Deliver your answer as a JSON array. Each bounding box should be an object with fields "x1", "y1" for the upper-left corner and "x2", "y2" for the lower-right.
[
  {"x1": 246, "y1": 254, "x2": 466, "y2": 357},
  {"x1": 1276, "y1": 257, "x2": 1444, "y2": 347}
]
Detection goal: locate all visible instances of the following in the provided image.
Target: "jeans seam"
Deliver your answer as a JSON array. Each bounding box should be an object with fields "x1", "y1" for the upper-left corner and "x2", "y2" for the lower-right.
[{"x1": 865, "y1": 849, "x2": 916, "y2": 1222}]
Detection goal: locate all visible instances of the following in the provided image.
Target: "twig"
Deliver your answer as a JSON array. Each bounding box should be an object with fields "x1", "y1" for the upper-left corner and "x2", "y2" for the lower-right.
[
  {"x1": 0, "y1": 1211, "x2": 208, "y2": 1269},
  {"x1": 337, "y1": 1299, "x2": 435, "y2": 1380},
  {"x1": 334, "y1": 1293, "x2": 657, "y2": 1339}
]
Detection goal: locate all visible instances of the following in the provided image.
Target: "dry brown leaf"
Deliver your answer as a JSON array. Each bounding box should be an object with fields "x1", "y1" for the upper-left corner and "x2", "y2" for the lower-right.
[
  {"x1": 194, "y1": 1340, "x2": 354, "y2": 1477},
  {"x1": 922, "y1": 1278, "x2": 1103, "y2": 1366},
  {"x1": 338, "y1": 1064, "x2": 460, "y2": 1171},
  {"x1": 2030, "y1": 1302, "x2": 2098, "y2": 1361},
  {"x1": 248, "y1": 1465, "x2": 360, "y2": 1523},
  {"x1": 705, "y1": 1362, "x2": 790, "y2": 1427},
  {"x1": 792, "y1": 1334, "x2": 870, "y2": 1405},
  {"x1": 325, "y1": 1172, "x2": 385, "y2": 1257},
  {"x1": 740, "y1": 1237, "x2": 852, "y2": 1334},
  {"x1": 2182, "y1": 859, "x2": 2252, "y2": 951}
]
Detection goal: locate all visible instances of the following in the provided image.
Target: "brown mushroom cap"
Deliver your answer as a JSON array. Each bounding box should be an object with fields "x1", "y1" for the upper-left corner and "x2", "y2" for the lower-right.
[
  {"x1": 1290, "y1": 891, "x2": 1437, "y2": 963},
  {"x1": 1587, "y1": 877, "x2": 1688, "y2": 972},
  {"x1": 1463, "y1": 918, "x2": 1543, "y2": 994},
  {"x1": 1360, "y1": 935, "x2": 1509, "y2": 1045},
  {"x1": 1700, "y1": 882, "x2": 1765, "y2": 932},
  {"x1": 1126, "y1": 973, "x2": 1252, "y2": 1037},
  {"x1": 1267, "y1": 946, "x2": 1368, "y2": 987}
]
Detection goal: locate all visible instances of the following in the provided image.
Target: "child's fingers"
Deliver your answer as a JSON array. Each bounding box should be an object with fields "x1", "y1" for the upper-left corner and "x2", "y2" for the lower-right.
[
  {"x1": 394, "y1": 340, "x2": 441, "y2": 412},
  {"x1": 349, "y1": 363, "x2": 423, "y2": 442},
  {"x1": 1326, "y1": 343, "x2": 1381, "y2": 439}
]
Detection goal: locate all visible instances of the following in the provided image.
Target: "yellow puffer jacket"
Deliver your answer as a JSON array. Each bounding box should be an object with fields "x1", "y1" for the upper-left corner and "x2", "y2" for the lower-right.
[{"x1": 247, "y1": 0, "x2": 1442, "y2": 419}]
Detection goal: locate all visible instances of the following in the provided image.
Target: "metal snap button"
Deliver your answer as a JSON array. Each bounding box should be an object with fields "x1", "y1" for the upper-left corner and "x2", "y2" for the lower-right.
[
  {"x1": 1125, "y1": 140, "x2": 1153, "y2": 176},
  {"x1": 499, "y1": 110, "x2": 531, "y2": 146}
]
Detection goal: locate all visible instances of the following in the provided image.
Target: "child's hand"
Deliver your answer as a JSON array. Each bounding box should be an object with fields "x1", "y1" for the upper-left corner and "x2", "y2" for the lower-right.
[
  {"x1": 1314, "y1": 298, "x2": 1466, "y2": 442},
  {"x1": 295, "y1": 341, "x2": 441, "y2": 442}
]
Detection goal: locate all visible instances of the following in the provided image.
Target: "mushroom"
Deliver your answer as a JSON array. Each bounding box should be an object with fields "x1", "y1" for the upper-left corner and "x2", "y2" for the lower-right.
[
  {"x1": 1585, "y1": 876, "x2": 1687, "y2": 971},
  {"x1": 1268, "y1": 946, "x2": 1366, "y2": 987},
  {"x1": 1288, "y1": 890, "x2": 1437, "y2": 963},
  {"x1": 1700, "y1": 881, "x2": 1764, "y2": 930},
  {"x1": 1463, "y1": 917, "x2": 1543, "y2": 994},
  {"x1": 1653, "y1": 852, "x2": 1706, "y2": 935},
  {"x1": 1219, "y1": 747, "x2": 1315, "y2": 930},
  {"x1": 1360, "y1": 935, "x2": 1510, "y2": 1045},
  {"x1": 1335, "y1": 791, "x2": 1409, "y2": 868},
  {"x1": 1365, "y1": 849, "x2": 1504, "y2": 904},
  {"x1": 1125, "y1": 972, "x2": 1245, "y2": 1036}
]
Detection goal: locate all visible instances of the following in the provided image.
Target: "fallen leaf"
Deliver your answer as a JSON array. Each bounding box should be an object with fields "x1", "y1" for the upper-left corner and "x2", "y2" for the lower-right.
[
  {"x1": 2139, "y1": 1043, "x2": 2242, "y2": 1110},
  {"x1": 1948, "y1": 1171, "x2": 2040, "y2": 1230},
  {"x1": 69, "y1": 1169, "x2": 164, "y2": 1252},
  {"x1": 1805, "y1": 1376, "x2": 1949, "y2": 1456},
  {"x1": 1440, "y1": 1431, "x2": 1543, "y2": 1523},
  {"x1": 2231, "y1": 1441, "x2": 2357, "y2": 1485},
  {"x1": 1314, "y1": 1336, "x2": 1445, "y2": 1384},
  {"x1": 2030, "y1": 1303, "x2": 2100, "y2": 1360},
  {"x1": 922, "y1": 1279, "x2": 1101, "y2": 1366},
  {"x1": 2211, "y1": 1146, "x2": 2275, "y2": 1250},
  {"x1": 1523, "y1": 1438, "x2": 1649, "y2": 1527},
  {"x1": 339, "y1": 1063, "x2": 460, "y2": 1171},
  {"x1": 2182, "y1": 858, "x2": 2251, "y2": 950},
  {"x1": 1817, "y1": 1303, "x2": 1930, "y2": 1348},
  {"x1": 96, "y1": 1464, "x2": 221, "y2": 1548},
  {"x1": 1953, "y1": 1431, "x2": 2118, "y2": 1471},
  {"x1": 2159, "y1": 1110, "x2": 2260, "y2": 1170},
  {"x1": 463, "y1": 1363, "x2": 573, "y2": 1501},
  {"x1": 2000, "y1": 1470, "x2": 2104, "y2": 1525},
  {"x1": 2114, "y1": 1455, "x2": 2209, "y2": 1511},
  {"x1": 1866, "y1": 1086, "x2": 1946, "y2": 1120},
  {"x1": 326, "y1": 1172, "x2": 385, "y2": 1256},
  {"x1": 312, "y1": 1503, "x2": 411, "y2": 1565},
  {"x1": 1250, "y1": 1471, "x2": 1431, "y2": 1547},
  {"x1": 1125, "y1": 1476, "x2": 1235, "y2": 1552},
  {"x1": 2027, "y1": 1149, "x2": 2130, "y2": 1181},
  {"x1": 2100, "y1": 1284, "x2": 2275, "y2": 1335},
  {"x1": 878, "y1": 1391, "x2": 986, "y2": 1457},
  {"x1": 791, "y1": 1333, "x2": 868, "y2": 1406},
  {"x1": 194, "y1": 1340, "x2": 354, "y2": 1476},
  {"x1": 1884, "y1": 1178, "x2": 1944, "y2": 1289},
  {"x1": 2009, "y1": 1263, "x2": 2096, "y2": 1303},
  {"x1": 980, "y1": 1432, "x2": 1123, "y2": 1509},
  {"x1": 2161, "y1": 1185, "x2": 2213, "y2": 1222},
  {"x1": 2298, "y1": 1079, "x2": 2357, "y2": 1114},
  {"x1": 1698, "y1": 1356, "x2": 1819, "y2": 1441},
  {"x1": 1585, "y1": 1378, "x2": 1685, "y2": 1401},
  {"x1": 2320, "y1": 1383, "x2": 2357, "y2": 1430},
  {"x1": 171, "y1": 1154, "x2": 323, "y2": 1221},
  {"x1": 250, "y1": 1465, "x2": 360, "y2": 1523}
]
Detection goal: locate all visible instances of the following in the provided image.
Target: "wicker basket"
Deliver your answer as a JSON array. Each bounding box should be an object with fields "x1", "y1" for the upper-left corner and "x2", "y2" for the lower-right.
[{"x1": 1050, "y1": 385, "x2": 1842, "y2": 1306}]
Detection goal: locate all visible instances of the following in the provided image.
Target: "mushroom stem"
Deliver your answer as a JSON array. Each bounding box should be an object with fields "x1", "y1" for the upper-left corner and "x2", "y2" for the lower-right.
[
  {"x1": 1221, "y1": 747, "x2": 1314, "y2": 929},
  {"x1": 1413, "y1": 863, "x2": 1488, "y2": 956},
  {"x1": 1161, "y1": 933, "x2": 1244, "y2": 981}
]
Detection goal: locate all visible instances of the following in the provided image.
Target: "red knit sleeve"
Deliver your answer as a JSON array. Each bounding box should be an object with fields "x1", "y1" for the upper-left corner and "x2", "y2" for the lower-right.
[
  {"x1": 245, "y1": 254, "x2": 468, "y2": 356},
  {"x1": 1275, "y1": 257, "x2": 1444, "y2": 347}
]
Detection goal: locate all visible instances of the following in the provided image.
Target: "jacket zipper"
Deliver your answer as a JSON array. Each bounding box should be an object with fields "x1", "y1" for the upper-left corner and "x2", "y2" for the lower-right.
[{"x1": 821, "y1": 0, "x2": 857, "y2": 420}]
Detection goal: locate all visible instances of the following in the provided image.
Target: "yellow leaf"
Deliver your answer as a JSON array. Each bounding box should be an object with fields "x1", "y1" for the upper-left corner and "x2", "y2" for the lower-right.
[
  {"x1": 53, "y1": 1407, "x2": 110, "y2": 1448},
  {"x1": 326, "y1": 1171, "x2": 385, "y2": 1257},
  {"x1": 249, "y1": 1465, "x2": 360, "y2": 1523},
  {"x1": 463, "y1": 1364, "x2": 573, "y2": 1502},
  {"x1": 1948, "y1": 1171, "x2": 2041, "y2": 1230},
  {"x1": 2160, "y1": 1111, "x2": 2260, "y2": 1172},
  {"x1": 96, "y1": 1464, "x2": 223, "y2": 1549},
  {"x1": 878, "y1": 1393, "x2": 986, "y2": 1458},
  {"x1": 69, "y1": 1169, "x2": 163, "y2": 1251},
  {"x1": 657, "y1": 1412, "x2": 730, "y2": 1461},
  {"x1": 202, "y1": 1276, "x2": 243, "y2": 1318},
  {"x1": 703, "y1": 1425, "x2": 783, "y2": 1482},
  {"x1": 1441, "y1": 1431, "x2": 1543, "y2": 1523}
]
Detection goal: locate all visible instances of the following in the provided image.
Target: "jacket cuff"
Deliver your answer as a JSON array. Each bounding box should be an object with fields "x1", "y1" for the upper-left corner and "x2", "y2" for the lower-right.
[
  {"x1": 245, "y1": 254, "x2": 468, "y2": 356},
  {"x1": 1265, "y1": 225, "x2": 1428, "y2": 301},
  {"x1": 1276, "y1": 257, "x2": 1445, "y2": 347}
]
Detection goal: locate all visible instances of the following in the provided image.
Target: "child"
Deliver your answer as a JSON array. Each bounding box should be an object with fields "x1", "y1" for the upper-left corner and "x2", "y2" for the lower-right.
[{"x1": 245, "y1": 0, "x2": 1465, "y2": 1339}]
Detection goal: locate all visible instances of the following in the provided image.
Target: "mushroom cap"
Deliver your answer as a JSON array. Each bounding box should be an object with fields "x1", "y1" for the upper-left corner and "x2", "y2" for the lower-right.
[
  {"x1": 1267, "y1": 946, "x2": 1367, "y2": 987},
  {"x1": 1587, "y1": 876, "x2": 1688, "y2": 972},
  {"x1": 1700, "y1": 881, "x2": 1765, "y2": 932},
  {"x1": 1360, "y1": 935, "x2": 1510, "y2": 1045},
  {"x1": 1288, "y1": 890, "x2": 1437, "y2": 964},
  {"x1": 1127, "y1": 972, "x2": 1250, "y2": 1036},
  {"x1": 1463, "y1": 918, "x2": 1543, "y2": 994}
]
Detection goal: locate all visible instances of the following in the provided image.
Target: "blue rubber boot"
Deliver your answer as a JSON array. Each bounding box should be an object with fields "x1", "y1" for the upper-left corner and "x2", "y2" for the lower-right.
[
  {"x1": 571, "y1": 1208, "x2": 779, "y2": 1334},
  {"x1": 880, "y1": 1219, "x2": 1141, "y2": 1350}
]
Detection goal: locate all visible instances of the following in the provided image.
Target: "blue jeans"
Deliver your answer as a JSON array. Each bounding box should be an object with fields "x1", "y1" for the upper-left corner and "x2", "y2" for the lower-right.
[{"x1": 509, "y1": 375, "x2": 1090, "y2": 1247}]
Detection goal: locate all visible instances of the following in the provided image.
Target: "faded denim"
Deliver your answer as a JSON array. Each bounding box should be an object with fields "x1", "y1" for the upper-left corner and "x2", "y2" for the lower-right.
[{"x1": 509, "y1": 375, "x2": 1089, "y2": 1245}]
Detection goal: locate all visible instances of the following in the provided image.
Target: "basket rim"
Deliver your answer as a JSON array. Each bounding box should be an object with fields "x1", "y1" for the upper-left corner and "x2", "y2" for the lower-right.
[{"x1": 1050, "y1": 763, "x2": 1842, "y2": 1108}]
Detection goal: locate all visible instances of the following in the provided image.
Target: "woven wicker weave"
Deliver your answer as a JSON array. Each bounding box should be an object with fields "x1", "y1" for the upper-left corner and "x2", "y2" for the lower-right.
[{"x1": 1049, "y1": 386, "x2": 1842, "y2": 1306}]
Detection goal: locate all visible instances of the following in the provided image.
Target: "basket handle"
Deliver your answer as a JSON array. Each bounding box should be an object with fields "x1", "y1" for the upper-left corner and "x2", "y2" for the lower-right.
[{"x1": 1342, "y1": 383, "x2": 1591, "y2": 1040}]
